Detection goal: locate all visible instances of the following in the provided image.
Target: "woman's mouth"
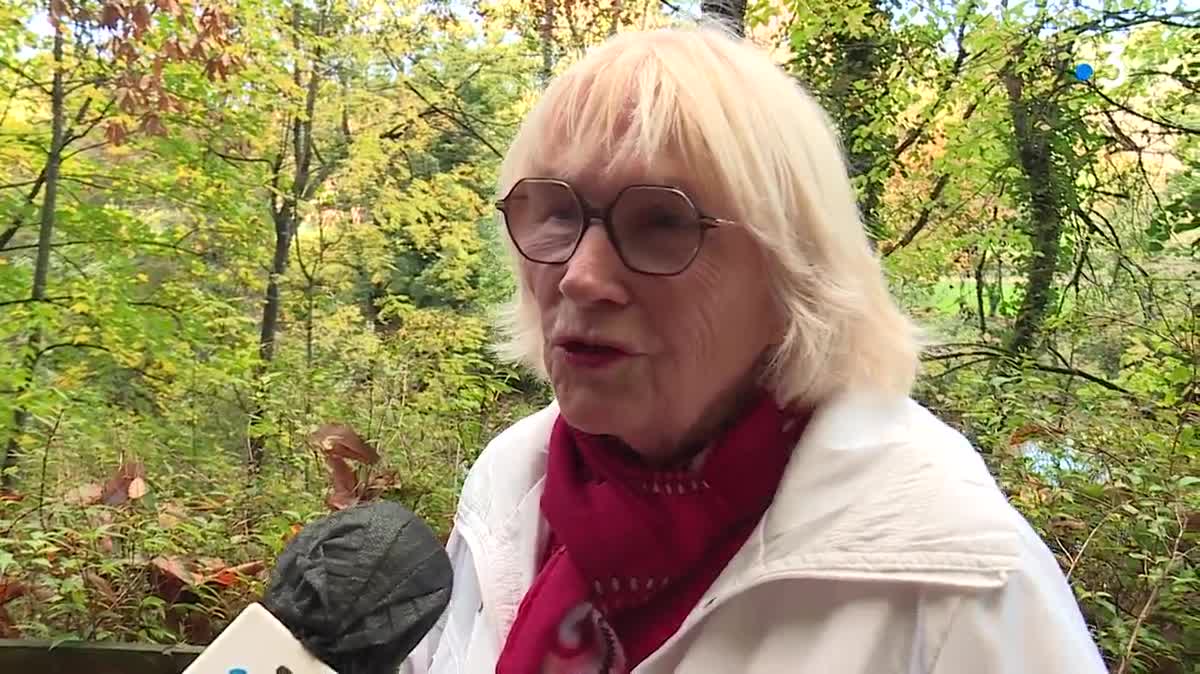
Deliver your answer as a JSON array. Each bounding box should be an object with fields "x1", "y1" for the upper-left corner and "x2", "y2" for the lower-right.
[{"x1": 557, "y1": 340, "x2": 633, "y2": 369}]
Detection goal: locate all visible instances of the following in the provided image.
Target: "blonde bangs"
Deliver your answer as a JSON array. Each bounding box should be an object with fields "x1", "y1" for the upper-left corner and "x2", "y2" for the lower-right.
[{"x1": 500, "y1": 32, "x2": 720, "y2": 191}]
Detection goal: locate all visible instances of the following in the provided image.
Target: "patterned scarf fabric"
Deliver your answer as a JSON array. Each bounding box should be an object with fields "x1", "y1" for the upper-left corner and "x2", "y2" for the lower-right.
[{"x1": 496, "y1": 391, "x2": 808, "y2": 673}]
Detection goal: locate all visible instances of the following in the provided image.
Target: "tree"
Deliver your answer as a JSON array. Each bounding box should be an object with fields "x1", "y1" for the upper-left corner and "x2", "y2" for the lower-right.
[{"x1": 0, "y1": 0, "x2": 238, "y2": 485}]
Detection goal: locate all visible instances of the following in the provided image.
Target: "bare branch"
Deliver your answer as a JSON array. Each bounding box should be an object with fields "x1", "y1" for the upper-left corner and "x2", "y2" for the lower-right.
[
  {"x1": 1090, "y1": 83, "x2": 1200, "y2": 137},
  {"x1": 0, "y1": 296, "x2": 74, "y2": 308},
  {"x1": 400, "y1": 80, "x2": 503, "y2": 159},
  {"x1": 0, "y1": 57, "x2": 49, "y2": 94},
  {"x1": 0, "y1": 237, "x2": 205, "y2": 257},
  {"x1": 209, "y1": 146, "x2": 276, "y2": 167},
  {"x1": 922, "y1": 344, "x2": 1133, "y2": 396}
]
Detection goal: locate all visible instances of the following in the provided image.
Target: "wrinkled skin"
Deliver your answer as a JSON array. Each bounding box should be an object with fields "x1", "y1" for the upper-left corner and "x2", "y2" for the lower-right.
[{"x1": 523, "y1": 159, "x2": 782, "y2": 464}]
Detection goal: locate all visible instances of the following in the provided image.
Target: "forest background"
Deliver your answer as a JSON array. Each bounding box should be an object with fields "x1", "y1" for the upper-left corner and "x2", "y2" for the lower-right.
[{"x1": 0, "y1": 0, "x2": 1196, "y2": 670}]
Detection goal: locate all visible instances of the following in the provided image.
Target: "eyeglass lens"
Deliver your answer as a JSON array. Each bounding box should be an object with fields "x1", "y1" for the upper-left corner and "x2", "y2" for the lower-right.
[{"x1": 500, "y1": 179, "x2": 705, "y2": 275}]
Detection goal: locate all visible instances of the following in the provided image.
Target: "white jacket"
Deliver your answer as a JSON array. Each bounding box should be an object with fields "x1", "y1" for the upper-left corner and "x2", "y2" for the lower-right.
[{"x1": 404, "y1": 390, "x2": 1108, "y2": 673}]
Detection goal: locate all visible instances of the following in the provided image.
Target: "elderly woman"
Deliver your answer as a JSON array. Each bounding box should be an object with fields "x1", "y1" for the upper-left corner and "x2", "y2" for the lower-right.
[{"x1": 405, "y1": 24, "x2": 1106, "y2": 674}]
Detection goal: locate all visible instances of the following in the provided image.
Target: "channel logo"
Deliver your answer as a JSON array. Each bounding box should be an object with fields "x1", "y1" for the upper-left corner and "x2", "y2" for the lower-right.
[{"x1": 1075, "y1": 44, "x2": 1127, "y2": 89}]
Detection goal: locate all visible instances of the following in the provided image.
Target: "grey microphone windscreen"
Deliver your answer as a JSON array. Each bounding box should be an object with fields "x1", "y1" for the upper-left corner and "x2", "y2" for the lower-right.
[{"x1": 262, "y1": 501, "x2": 453, "y2": 674}]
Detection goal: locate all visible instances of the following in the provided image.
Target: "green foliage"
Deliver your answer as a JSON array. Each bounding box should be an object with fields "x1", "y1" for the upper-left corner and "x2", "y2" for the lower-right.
[
  {"x1": 0, "y1": 0, "x2": 1195, "y2": 671},
  {"x1": 766, "y1": 0, "x2": 1199, "y2": 668},
  {"x1": 0, "y1": 0, "x2": 545, "y2": 645}
]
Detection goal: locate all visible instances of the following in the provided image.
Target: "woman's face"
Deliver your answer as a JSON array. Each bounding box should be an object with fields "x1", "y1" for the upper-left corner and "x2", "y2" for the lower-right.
[{"x1": 521, "y1": 159, "x2": 782, "y2": 462}]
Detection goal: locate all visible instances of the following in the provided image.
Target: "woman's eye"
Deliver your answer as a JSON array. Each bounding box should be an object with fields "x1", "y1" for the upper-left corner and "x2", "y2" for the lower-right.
[
  {"x1": 533, "y1": 205, "x2": 574, "y2": 222},
  {"x1": 650, "y1": 213, "x2": 685, "y2": 228}
]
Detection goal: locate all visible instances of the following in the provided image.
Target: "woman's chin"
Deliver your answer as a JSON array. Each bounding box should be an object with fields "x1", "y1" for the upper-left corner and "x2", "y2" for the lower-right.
[{"x1": 555, "y1": 390, "x2": 638, "y2": 438}]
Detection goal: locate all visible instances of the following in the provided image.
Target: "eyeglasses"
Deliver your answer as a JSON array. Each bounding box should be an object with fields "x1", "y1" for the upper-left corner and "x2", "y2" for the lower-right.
[{"x1": 495, "y1": 178, "x2": 735, "y2": 276}]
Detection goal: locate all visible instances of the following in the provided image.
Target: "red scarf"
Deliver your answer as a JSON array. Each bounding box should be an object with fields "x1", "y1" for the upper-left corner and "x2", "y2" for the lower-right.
[{"x1": 496, "y1": 391, "x2": 807, "y2": 673}]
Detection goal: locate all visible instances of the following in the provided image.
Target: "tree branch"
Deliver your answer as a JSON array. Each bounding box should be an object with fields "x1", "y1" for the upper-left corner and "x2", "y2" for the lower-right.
[
  {"x1": 0, "y1": 237, "x2": 204, "y2": 257},
  {"x1": 0, "y1": 57, "x2": 49, "y2": 94},
  {"x1": 882, "y1": 173, "x2": 951, "y2": 256},
  {"x1": 922, "y1": 344, "x2": 1133, "y2": 395},
  {"x1": 0, "y1": 296, "x2": 74, "y2": 308},
  {"x1": 208, "y1": 146, "x2": 276, "y2": 167},
  {"x1": 891, "y1": 0, "x2": 980, "y2": 161},
  {"x1": 400, "y1": 80, "x2": 502, "y2": 159},
  {"x1": 1090, "y1": 84, "x2": 1200, "y2": 137},
  {"x1": 1113, "y1": 511, "x2": 1188, "y2": 674}
]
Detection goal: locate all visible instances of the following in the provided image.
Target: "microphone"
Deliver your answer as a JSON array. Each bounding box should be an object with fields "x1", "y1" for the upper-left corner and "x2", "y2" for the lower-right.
[{"x1": 182, "y1": 501, "x2": 453, "y2": 674}]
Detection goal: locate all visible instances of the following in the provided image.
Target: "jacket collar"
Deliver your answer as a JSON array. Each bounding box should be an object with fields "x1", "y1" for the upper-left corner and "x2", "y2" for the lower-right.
[
  {"x1": 455, "y1": 390, "x2": 1020, "y2": 640},
  {"x1": 712, "y1": 389, "x2": 1019, "y2": 597}
]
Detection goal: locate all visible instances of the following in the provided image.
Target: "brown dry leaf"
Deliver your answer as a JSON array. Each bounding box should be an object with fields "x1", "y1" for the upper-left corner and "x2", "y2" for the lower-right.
[
  {"x1": 0, "y1": 607, "x2": 17, "y2": 638},
  {"x1": 84, "y1": 570, "x2": 119, "y2": 605},
  {"x1": 1007, "y1": 423, "x2": 1039, "y2": 448},
  {"x1": 105, "y1": 121, "x2": 127, "y2": 146},
  {"x1": 204, "y1": 59, "x2": 224, "y2": 82},
  {"x1": 101, "y1": 459, "x2": 147, "y2": 506},
  {"x1": 362, "y1": 469, "x2": 402, "y2": 501},
  {"x1": 142, "y1": 114, "x2": 167, "y2": 136},
  {"x1": 127, "y1": 476, "x2": 148, "y2": 500},
  {"x1": 64, "y1": 483, "x2": 103, "y2": 506},
  {"x1": 324, "y1": 455, "x2": 360, "y2": 511},
  {"x1": 100, "y1": 2, "x2": 121, "y2": 28},
  {"x1": 197, "y1": 557, "x2": 227, "y2": 574},
  {"x1": 130, "y1": 3, "x2": 151, "y2": 34},
  {"x1": 116, "y1": 41, "x2": 138, "y2": 63},
  {"x1": 281, "y1": 522, "x2": 302, "y2": 544},
  {"x1": 1049, "y1": 516, "x2": 1088, "y2": 534},
  {"x1": 326, "y1": 491, "x2": 358, "y2": 511},
  {"x1": 158, "y1": 502, "x2": 187, "y2": 528},
  {"x1": 208, "y1": 561, "x2": 266, "y2": 587},
  {"x1": 149, "y1": 556, "x2": 201, "y2": 603},
  {"x1": 311, "y1": 423, "x2": 380, "y2": 464},
  {"x1": 27, "y1": 584, "x2": 55, "y2": 603},
  {"x1": 163, "y1": 39, "x2": 184, "y2": 60},
  {"x1": 100, "y1": 476, "x2": 129, "y2": 506},
  {"x1": 49, "y1": 0, "x2": 69, "y2": 23},
  {"x1": 0, "y1": 579, "x2": 26, "y2": 606}
]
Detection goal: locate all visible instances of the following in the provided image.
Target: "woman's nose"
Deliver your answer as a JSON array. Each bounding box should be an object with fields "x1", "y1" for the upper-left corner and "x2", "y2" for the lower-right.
[{"x1": 558, "y1": 223, "x2": 631, "y2": 305}]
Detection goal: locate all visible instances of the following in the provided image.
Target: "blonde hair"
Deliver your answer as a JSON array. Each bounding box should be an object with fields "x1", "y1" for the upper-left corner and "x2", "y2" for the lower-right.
[{"x1": 493, "y1": 22, "x2": 921, "y2": 407}]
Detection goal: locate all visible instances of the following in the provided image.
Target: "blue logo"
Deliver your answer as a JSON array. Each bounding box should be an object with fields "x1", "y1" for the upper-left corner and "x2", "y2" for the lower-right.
[
  {"x1": 1074, "y1": 63, "x2": 1094, "y2": 81},
  {"x1": 228, "y1": 669, "x2": 247, "y2": 674}
]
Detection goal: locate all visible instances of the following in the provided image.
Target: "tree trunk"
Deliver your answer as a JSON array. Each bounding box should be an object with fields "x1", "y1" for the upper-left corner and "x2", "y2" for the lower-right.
[
  {"x1": 247, "y1": 2, "x2": 323, "y2": 470},
  {"x1": 539, "y1": 0, "x2": 556, "y2": 85},
  {"x1": 258, "y1": 210, "x2": 294, "y2": 364},
  {"x1": 822, "y1": 1, "x2": 895, "y2": 240},
  {"x1": 835, "y1": 28, "x2": 892, "y2": 238},
  {"x1": 2, "y1": 19, "x2": 64, "y2": 489},
  {"x1": 975, "y1": 248, "x2": 988, "y2": 335},
  {"x1": 1003, "y1": 65, "x2": 1066, "y2": 354}
]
